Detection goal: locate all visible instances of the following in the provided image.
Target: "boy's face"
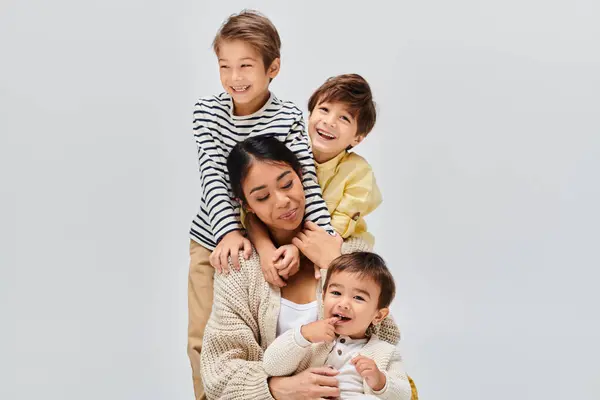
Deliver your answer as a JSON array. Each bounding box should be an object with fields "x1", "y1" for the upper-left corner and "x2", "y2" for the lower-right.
[
  {"x1": 308, "y1": 101, "x2": 364, "y2": 163},
  {"x1": 217, "y1": 40, "x2": 279, "y2": 115},
  {"x1": 323, "y1": 271, "x2": 389, "y2": 339}
]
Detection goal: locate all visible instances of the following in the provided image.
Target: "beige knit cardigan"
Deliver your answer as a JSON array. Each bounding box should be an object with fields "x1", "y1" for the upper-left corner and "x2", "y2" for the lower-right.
[{"x1": 199, "y1": 238, "x2": 402, "y2": 400}]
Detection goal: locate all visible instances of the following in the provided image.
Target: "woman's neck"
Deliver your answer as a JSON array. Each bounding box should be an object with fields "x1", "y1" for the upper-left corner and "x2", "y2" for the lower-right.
[{"x1": 270, "y1": 225, "x2": 302, "y2": 247}]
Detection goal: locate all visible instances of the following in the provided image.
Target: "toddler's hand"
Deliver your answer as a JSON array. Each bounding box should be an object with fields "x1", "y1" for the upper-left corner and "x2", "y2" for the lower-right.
[
  {"x1": 301, "y1": 317, "x2": 339, "y2": 344},
  {"x1": 351, "y1": 355, "x2": 386, "y2": 391}
]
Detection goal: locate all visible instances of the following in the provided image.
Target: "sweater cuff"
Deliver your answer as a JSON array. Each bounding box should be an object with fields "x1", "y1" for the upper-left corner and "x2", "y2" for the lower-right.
[
  {"x1": 294, "y1": 326, "x2": 312, "y2": 348},
  {"x1": 371, "y1": 371, "x2": 389, "y2": 395}
]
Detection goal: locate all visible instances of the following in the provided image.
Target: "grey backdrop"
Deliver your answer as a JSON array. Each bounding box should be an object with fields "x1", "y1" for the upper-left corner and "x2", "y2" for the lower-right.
[{"x1": 1, "y1": 0, "x2": 599, "y2": 399}]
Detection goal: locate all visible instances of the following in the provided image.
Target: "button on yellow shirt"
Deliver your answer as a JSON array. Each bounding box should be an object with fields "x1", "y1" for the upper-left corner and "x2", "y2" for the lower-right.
[{"x1": 315, "y1": 151, "x2": 382, "y2": 246}]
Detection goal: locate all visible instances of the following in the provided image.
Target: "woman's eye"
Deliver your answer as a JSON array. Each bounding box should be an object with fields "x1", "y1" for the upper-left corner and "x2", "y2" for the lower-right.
[
  {"x1": 282, "y1": 181, "x2": 293, "y2": 189},
  {"x1": 256, "y1": 194, "x2": 269, "y2": 202}
]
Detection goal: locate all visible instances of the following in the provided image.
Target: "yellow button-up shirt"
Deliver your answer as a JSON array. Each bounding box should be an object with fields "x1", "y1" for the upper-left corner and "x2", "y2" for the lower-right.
[{"x1": 315, "y1": 151, "x2": 382, "y2": 246}]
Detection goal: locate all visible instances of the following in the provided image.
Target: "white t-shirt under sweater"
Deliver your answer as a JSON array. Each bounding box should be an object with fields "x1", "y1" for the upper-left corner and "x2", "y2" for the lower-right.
[{"x1": 276, "y1": 298, "x2": 318, "y2": 337}]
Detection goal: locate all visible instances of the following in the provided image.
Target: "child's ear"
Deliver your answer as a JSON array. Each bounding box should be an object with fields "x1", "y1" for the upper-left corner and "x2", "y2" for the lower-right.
[
  {"x1": 352, "y1": 134, "x2": 366, "y2": 147},
  {"x1": 371, "y1": 307, "x2": 390, "y2": 325},
  {"x1": 267, "y1": 58, "x2": 280, "y2": 79}
]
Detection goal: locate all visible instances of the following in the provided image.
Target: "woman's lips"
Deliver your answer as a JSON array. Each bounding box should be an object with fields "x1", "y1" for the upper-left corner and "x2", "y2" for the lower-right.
[{"x1": 279, "y1": 208, "x2": 297, "y2": 220}]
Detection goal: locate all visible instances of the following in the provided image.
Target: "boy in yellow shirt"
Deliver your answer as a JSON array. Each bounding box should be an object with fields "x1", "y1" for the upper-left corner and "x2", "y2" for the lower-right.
[
  {"x1": 241, "y1": 73, "x2": 382, "y2": 284},
  {"x1": 307, "y1": 73, "x2": 381, "y2": 247}
]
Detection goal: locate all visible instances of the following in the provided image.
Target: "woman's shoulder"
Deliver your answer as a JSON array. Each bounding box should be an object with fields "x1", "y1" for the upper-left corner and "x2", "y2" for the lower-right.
[{"x1": 215, "y1": 248, "x2": 267, "y2": 291}]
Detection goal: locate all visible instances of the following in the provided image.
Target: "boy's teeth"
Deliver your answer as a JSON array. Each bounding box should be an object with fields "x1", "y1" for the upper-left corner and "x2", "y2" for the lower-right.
[
  {"x1": 232, "y1": 85, "x2": 249, "y2": 91},
  {"x1": 318, "y1": 130, "x2": 335, "y2": 139}
]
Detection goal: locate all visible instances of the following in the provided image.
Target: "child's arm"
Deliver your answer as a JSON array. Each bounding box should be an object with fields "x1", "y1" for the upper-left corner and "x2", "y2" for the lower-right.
[
  {"x1": 285, "y1": 112, "x2": 334, "y2": 232},
  {"x1": 193, "y1": 100, "x2": 250, "y2": 271},
  {"x1": 353, "y1": 348, "x2": 412, "y2": 400},
  {"x1": 263, "y1": 318, "x2": 339, "y2": 377},
  {"x1": 245, "y1": 213, "x2": 287, "y2": 287},
  {"x1": 263, "y1": 328, "x2": 312, "y2": 377},
  {"x1": 330, "y1": 156, "x2": 382, "y2": 242}
]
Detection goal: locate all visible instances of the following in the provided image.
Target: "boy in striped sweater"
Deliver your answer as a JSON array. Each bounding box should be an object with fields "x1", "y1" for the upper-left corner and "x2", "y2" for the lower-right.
[{"x1": 187, "y1": 10, "x2": 333, "y2": 399}]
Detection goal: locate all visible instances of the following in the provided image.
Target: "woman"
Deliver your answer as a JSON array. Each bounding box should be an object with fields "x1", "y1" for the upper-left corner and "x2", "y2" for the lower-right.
[{"x1": 200, "y1": 136, "x2": 405, "y2": 399}]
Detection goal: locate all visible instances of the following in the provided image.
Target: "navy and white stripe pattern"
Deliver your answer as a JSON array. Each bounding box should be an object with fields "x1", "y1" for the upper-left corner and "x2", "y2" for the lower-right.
[{"x1": 190, "y1": 92, "x2": 332, "y2": 250}]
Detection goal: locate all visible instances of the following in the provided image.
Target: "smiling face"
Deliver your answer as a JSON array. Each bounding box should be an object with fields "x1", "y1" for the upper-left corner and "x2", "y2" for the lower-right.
[
  {"x1": 241, "y1": 159, "x2": 305, "y2": 232},
  {"x1": 323, "y1": 270, "x2": 389, "y2": 339},
  {"x1": 308, "y1": 100, "x2": 364, "y2": 164},
  {"x1": 217, "y1": 39, "x2": 280, "y2": 115}
]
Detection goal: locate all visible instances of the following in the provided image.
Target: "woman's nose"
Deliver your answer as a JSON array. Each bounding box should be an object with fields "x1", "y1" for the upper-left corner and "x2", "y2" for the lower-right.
[{"x1": 274, "y1": 191, "x2": 290, "y2": 208}]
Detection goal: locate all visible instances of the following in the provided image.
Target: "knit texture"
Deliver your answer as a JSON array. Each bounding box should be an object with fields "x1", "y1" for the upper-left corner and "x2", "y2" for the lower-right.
[
  {"x1": 263, "y1": 330, "x2": 412, "y2": 399},
  {"x1": 200, "y1": 237, "x2": 403, "y2": 399}
]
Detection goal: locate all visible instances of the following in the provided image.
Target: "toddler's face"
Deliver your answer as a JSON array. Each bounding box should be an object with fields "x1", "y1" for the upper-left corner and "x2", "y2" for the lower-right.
[
  {"x1": 308, "y1": 101, "x2": 363, "y2": 163},
  {"x1": 323, "y1": 271, "x2": 388, "y2": 339},
  {"x1": 217, "y1": 40, "x2": 279, "y2": 114}
]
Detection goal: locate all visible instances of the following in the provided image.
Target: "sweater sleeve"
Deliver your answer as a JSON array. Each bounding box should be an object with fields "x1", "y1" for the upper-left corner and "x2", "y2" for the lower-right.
[
  {"x1": 193, "y1": 100, "x2": 242, "y2": 242},
  {"x1": 263, "y1": 328, "x2": 311, "y2": 377},
  {"x1": 199, "y1": 254, "x2": 273, "y2": 400},
  {"x1": 330, "y1": 161, "x2": 382, "y2": 239},
  {"x1": 367, "y1": 347, "x2": 412, "y2": 400},
  {"x1": 285, "y1": 114, "x2": 333, "y2": 232}
]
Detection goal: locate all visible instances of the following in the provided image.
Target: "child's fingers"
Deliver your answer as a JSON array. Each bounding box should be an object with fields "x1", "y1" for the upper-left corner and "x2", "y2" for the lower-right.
[
  {"x1": 220, "y1": 249, "x2": 231, "y2": 274},
  {"x1": 230, "y1": 245, "x2": 241, "y2": 271},
  {"x1": 272, "y1": 246, "x2": 286, "y2": 262},
  {"x1": 326, "y1": 316, "x2": 341, "y2": 325},
  {"x1": 304, "y1": 221, "x2": 318, "y2": 231},
  {"x1": 242, "y1": 238, "x2": 252, "y2": 260}
]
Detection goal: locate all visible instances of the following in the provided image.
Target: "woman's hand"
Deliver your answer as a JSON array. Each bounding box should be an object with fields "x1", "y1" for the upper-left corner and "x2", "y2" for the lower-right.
[
  {"x1": 268, "y1": 367, "x2": 340, "y2": 400},
  {"x1": 292, "y1": 221, "x2": 343, "y2": 278},
  {"x1": 210, "y1": 230, "x2": 252, "y2": 274}
]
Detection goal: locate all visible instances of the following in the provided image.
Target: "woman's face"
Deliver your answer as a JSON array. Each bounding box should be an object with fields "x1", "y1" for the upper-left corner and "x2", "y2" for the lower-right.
[{"x1": 242, "y1": 160, "x2": 305, "y2": 231}]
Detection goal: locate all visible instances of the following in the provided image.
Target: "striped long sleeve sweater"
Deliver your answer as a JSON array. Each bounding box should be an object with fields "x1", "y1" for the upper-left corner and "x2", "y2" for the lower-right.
[{"x1": 189, "y1": 92, "x2": 332, "y2": 249}]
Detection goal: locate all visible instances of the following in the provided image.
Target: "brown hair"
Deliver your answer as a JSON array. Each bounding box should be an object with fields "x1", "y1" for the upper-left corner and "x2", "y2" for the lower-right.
[
  {"x1": 307, "y1": 74, "x2": 377, "y2": 137},
  {"x1": 213, "y1": 10, "x2": 281, "y2": 71},
  {"x1": 323, "y1": 252, "x2": 396, "y2": 309}
]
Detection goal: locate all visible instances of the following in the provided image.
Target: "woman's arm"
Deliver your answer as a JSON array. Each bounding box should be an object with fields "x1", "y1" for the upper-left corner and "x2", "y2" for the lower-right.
[{"x1": 199, "y1": 253, "x2": 274, "y2": 399}]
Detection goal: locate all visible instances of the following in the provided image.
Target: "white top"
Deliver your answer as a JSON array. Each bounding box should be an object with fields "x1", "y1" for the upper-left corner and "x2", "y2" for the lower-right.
[
  {"x1": 325, "y1": 335, "x2": 380, "y2": 399},
  {"x1": 276, "y1": 298, "x2": 318, "y2": 337}
]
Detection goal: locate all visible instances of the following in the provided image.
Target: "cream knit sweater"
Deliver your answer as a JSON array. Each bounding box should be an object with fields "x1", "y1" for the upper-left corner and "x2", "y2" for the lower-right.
[
  {"x1": 199, "y1": 238, "x2": 402, "y2": 400},
  {"x1": 263, "y1": 329, "x2": 412, "y2": 400}
]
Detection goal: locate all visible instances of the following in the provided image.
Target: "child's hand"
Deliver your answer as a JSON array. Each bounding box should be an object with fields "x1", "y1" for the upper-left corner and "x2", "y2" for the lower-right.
[
  {"x1": 210, "y1": 230, "x2": 252, "y2": 274},
  {"x1": 292, "y1": 221, "x2": 343, "y2": 278},
  {"x1": 301, "y1": 317, "x2": 340, "y2": 343},
  {"x1": 273, "y1": 244, "x2": 300, "y2": 280},
  {"x1": 350, "y1": 355, "x2": 386, "y2": 392},
  {"x1": 257, "y1": 246, "x2": 287, "y2": 288}
]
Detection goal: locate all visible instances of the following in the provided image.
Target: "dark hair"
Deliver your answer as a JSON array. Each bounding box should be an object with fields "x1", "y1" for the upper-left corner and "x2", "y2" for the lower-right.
[
  {"x1": 213, "y1": 9, "x2": 281, "y2": 72},
  {"x1": 308, "y1": 74, "x2": 377, "y2": 137},
  {"x1": 227, "y1": 136, "x2": 303, "y2": 204},
  {"x1": 323, "y1": 252, "x2": 396, "y2": 309}
]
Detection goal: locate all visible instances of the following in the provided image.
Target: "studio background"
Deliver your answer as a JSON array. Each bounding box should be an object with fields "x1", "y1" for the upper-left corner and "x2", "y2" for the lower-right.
[{"x1": 1, "y1": 0, "x2": 599, "y2": 399}]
